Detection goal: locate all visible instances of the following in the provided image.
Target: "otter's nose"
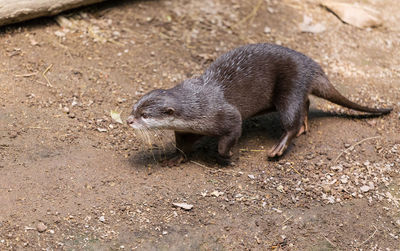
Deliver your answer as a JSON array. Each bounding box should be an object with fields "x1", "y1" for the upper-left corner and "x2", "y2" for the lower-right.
[{"x1": 127, "y1": 116, "x2": 135, "y2": 125}]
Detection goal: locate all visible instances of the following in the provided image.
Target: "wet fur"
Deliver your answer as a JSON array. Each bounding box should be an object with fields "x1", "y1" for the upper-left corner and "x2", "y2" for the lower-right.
[{"x1": 128, "y1": 43, "x2": 392, "y2": 164}]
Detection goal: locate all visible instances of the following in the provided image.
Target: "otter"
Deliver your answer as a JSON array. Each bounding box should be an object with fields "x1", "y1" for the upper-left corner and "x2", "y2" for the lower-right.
[{"x1": 127, "y1": 43, "x2": 392, "y2": 165}]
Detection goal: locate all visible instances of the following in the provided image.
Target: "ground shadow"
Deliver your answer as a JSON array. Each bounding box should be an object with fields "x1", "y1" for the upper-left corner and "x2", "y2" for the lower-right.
[{"x1": 127, "y1": 108, "x2": 387, "y2": 168}]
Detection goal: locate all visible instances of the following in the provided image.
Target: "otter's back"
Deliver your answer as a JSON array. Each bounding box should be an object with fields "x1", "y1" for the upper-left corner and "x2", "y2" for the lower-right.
[{"x1": 202, "y1": 43, "x2": 318, "y2": 119}]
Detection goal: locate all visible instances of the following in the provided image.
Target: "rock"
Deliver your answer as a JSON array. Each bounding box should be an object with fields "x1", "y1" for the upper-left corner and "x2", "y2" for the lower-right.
[
  {"x1": 321, "y1": 1, "x2": 382, "y2": 29},
  {"x1": 368, "y1": 182, "x2": 375, "y2": 190},
  {"x1": 331, "y1": 165, "x2": 343, "y2": 172},
  {"x1": 340, "y1": 175, "x2": 348, "y2": 184},
  {"x1": 299, "y1": 15, "x2": 326, "y2": 33},
  {"x1": 117, "y1": 97, "x2": 126, "y2": 103},
  {"x1": 112, "y1": 31, "x2": 121, "y2": 37},
  {"x1": 9, "y1": 131, "x2": 18, "y2": 139},
  {"x1": 36, "y1": 222, "x2": 47, "y2": 233},
  {"x1": 63, "y1": 107, "x2": 70, "y2": 113},
  {"x1": 277, "y1": 184, "x2": 284, "y2": 193},
  {"x1": 248, "y1": 174, "x2": 255, "y2": 179},
  {"x1": 271, "y1": 207, "x2": 282, "y2": 213},
  {"x1": 211, "y1": 190, "x2": 224, "y2": 197},
  {"x1": 360, "y1": 185, "x2": 370, "y2": 193},
  {"x1": 363, "y1": 161, "x2": 371, "y2": 167},
  {"x1": 263, "y1": 26, "x2": 271, "y2": 33},
  {"x1": 322, "y1": 185, "x2": 331, "y2": 193},
  {"x1": 68, "y1": 112, "x2": 76, "y2": 119},
  {"x1": 305, "y1": 154, "x2": 314, "y2": 160},
  {"x1": 172, "y1": 202, "x2": 193, "y2": 211},
  {"x1": 99, "y1": 216, "x2": 105, "y2": 222},
  {"x1": 54, "y1": 31, "x2": 65, "y2": 38},
  {"x1": 71, "y1": 97, "x2": 79, "y2": 107},
  {"x1": 55, "y1": 16, "x2": 74, "y2": 29}
]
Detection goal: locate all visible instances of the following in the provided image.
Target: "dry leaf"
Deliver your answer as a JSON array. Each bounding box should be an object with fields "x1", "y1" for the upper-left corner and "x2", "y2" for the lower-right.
[{"x1": 110, "y1": 110, "x2": 123, "y2": 124}]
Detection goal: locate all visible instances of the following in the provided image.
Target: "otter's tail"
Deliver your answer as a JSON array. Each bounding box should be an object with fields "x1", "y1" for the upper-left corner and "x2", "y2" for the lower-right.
[{"x1": 311, "y1": 75, "x2": 392, "y2": 114}]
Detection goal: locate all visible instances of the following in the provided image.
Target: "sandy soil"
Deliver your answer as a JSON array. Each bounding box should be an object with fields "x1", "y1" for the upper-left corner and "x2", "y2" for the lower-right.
[{"x1": 0, "y1": 0, "x2": 399, "y2": 250}]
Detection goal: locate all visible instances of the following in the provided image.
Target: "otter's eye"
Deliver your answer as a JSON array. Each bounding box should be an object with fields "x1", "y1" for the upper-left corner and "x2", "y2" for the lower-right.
[
  {"x1": 141, "y1": 113, "x2": 149, "y2": 119},
  {"x1": 164, "y1": 107, "x2": 175, "y2": 115}
]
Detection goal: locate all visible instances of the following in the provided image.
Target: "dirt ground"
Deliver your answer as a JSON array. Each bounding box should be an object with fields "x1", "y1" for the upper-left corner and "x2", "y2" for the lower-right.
[{"x1": 0, "y1": 0, "x2": 399, "y2": 250}]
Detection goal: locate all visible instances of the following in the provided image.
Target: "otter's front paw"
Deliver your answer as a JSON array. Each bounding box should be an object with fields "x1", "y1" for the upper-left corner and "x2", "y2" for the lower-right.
[
  {"x1": 216, "y1": 155, "x2": 236, "y2": 166},
  {"x1": 161, "y1": 153, "x2": 187, "y2": 167}
]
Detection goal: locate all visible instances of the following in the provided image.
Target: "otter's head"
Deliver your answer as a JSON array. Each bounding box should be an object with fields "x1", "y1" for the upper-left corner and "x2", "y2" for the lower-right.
[{"x1": 127, "y1": 89, "x2": 180, "y2": 130}]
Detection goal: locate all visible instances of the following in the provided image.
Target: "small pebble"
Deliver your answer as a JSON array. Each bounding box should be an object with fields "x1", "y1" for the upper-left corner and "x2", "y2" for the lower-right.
[
  {"x1": 277, "y1": 185, "x2": 284, "y2": 193},
  {"x1": 99, "y1": 216, "x2": 105, "y2": 222},
  {"x1": 330, "y1": 165, "x2": 343, "y2": 172},
  {"x1": 54, "y1": 31, "x2": 65, "y2": 38},
  {"x1": 117, "y1": 97, "x2": 126, "y2": 103},
  {"x1": 340, "y1": 176, "x2": 348, "y2": 184},
  {"x1": 360, "y1": 185, "x2": 370, "y2": 193},
  {"x1": 9, "y1": 131, "x2": 18, "y2": 139},
  {"x1": 172, "y1": 202, "x2": 193, "y2": 211},
  {"x1": 322, "y1": 185, "x2": 331, "y2": 193},
  {"x1": 263, "y1": 26, "x2": 271, "y2": 33},
  {"x1": 36, "y1": 222, "x2": 47, "y2": 233}
]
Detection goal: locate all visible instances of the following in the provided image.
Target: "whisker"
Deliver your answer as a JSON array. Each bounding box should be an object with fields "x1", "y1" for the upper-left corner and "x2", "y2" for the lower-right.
[{"x1": 133, "y1": 126, "x2": 177, "y2": 163}]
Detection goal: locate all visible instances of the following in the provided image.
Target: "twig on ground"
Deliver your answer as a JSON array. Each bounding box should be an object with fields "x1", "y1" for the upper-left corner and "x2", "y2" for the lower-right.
[
  {"x1": 358, "y1": 225, "x2": 378, "y2": 247},
  {"x1": 42, "y1": 64, "x2": 53, "y2": 87},
  {"x1": 333, "y1": 136, "x2": 381, "y2": 164},
  {"x1": 289, "y1": 165, "x2": 302, "y2": 176},
  {"x1": 15, "y1": 72, "x2": 38, "y2": 77},
  {"x1": 240, "y1": 149, "x2": 266, "y2": 152},
  {"x1": 281, "y1": 215, "x2": 293, "y2": 225},
  {"x1": 234, "y1": 0, "x2": 263, "y2": 27},
  {"x1": 28, "y1": 127, "x2": 51, "y2": 130},
  {"x1": 190, "y1": 160, "x2": 208, "y2": 168},
  {"x1": 322, "y1": 235, "x2": 336, "y2": 247}
]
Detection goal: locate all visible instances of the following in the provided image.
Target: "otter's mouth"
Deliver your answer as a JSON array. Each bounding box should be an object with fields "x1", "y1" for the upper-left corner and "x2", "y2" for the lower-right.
[{"x1": 126, "y1": 115, "x2": 145, "y2": 130}]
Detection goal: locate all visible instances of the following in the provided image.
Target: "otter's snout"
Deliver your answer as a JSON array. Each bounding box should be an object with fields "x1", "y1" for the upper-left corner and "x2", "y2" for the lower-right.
[{"x1": 126, "y1": 115, "x2": 136, "y2": 125}]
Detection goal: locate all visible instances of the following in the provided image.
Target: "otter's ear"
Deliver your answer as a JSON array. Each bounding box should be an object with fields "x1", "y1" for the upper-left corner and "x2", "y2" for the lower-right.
[{"x1": 165, "y1": 107, "x2": 175, "y2": 115}]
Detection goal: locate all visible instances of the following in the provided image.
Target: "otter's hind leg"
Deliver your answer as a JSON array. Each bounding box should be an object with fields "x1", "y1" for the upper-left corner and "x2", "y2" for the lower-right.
[
  {"x1": 296, "y1": 98, "x2": 310, "y2": 137},
  {"x1": 268, "y1": 95, "x2": 308, "y2": 158}
]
